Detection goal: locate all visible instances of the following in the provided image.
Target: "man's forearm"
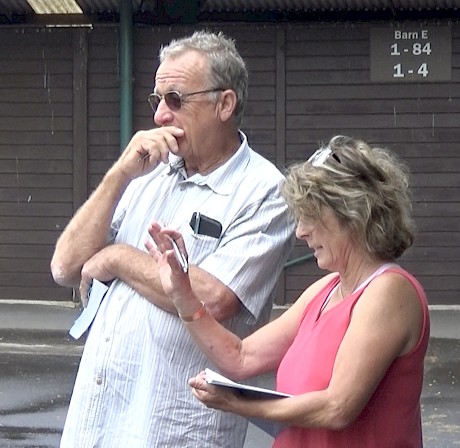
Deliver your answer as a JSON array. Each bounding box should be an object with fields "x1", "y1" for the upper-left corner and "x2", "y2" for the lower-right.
[
  {"x1": 112, "y1": 245, "x2": 176, "y2": 312},
  {"x1": 113, "y1": 244, "x2": 240, "y2": 319},
  {"x1": 51, "y1": 168, "x2": 131, "y2": 287}
]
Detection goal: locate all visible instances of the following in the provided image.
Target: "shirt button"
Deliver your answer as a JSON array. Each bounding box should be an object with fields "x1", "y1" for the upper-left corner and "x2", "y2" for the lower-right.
[
  {"x1": 96, "y1": 377, "x2": 103, "y2": 385},
  {"x1": 105, "y1": 336, "x2": 110, "y2": 342}
]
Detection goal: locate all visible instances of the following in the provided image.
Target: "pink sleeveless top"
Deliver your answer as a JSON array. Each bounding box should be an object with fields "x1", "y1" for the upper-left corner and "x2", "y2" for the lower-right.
[{"x1": 273, "y1": 265, "x2": 430, "y2": 448}]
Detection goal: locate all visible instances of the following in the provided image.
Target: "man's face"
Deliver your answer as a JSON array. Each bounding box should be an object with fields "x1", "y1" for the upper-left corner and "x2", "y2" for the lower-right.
[{"x1": 153, "y1": 51, "x2": 220, "y2": 161}]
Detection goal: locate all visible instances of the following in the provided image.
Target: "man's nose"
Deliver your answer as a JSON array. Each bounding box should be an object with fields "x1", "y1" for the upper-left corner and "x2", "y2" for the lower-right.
[{"x1": 153, "y1": 100, "x2": 174, "y2": 126}]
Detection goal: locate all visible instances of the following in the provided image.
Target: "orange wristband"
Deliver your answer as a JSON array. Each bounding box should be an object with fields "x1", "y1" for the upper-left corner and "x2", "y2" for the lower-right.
[{"x1": 179, "y1": 301, "x2": 207, "y2": 322}]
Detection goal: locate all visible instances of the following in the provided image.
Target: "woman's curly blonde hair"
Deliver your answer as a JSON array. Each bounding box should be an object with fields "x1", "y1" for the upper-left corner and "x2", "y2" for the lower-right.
[{"x1": 282, "y1": 135, "x2": 416, "y2": 260}]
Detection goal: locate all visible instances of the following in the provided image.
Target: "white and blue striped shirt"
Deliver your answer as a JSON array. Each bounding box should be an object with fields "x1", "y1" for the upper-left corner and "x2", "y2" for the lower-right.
[{"x1": 61, "y1": 133, "x2": 295, "y2": 448}]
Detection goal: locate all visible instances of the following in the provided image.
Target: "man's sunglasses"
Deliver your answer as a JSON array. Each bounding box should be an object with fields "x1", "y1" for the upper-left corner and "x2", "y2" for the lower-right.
[{"x1": 148, "y1": 89, "x2": 223, "y2": 113}]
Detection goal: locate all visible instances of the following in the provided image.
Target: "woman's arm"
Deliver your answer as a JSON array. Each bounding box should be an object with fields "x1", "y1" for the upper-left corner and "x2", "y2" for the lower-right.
[
  {"x1": 181, "y1": 294, "x2": 307, "y2": 380},
  {"x1": 147, "y1": 223, "x2": 326, "y2": 380},
  {"x1": 189, "y1": 272, "x2": 424, "y2": 430}
]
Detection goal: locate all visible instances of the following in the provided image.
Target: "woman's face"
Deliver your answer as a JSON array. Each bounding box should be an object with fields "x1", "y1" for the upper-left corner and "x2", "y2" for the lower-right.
[{"x1": 296, "y1": 206, "x2": 352, "y2": 272}]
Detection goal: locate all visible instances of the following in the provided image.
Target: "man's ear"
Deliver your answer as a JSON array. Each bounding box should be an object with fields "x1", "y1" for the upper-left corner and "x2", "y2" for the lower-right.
[{"x1": 217, "y1": 90, "x2": 237, "y2": 122}]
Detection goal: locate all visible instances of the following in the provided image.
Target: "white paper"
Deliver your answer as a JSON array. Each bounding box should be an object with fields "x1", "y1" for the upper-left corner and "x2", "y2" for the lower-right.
[
  {"x1": 204, "y1": 369, "x2": 290, "y2": 437},
  {"x1": 205, "y1": 368, "x2": 291, "y2": 399},
  {"x1": 69, "y1": 279, "x2": 109, "y2": 339}
]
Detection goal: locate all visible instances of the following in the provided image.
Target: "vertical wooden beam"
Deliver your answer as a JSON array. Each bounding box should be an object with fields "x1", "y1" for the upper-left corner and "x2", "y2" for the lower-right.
[
  {"x1": 72, "y1": 28, "x2": 88, "y2": 211},
  {"x1": 275, "y1": 25, "x2": 287, "y2": 305},
  {"x1": 275, "y1": 25, "x2": 286, "y2": 169}
]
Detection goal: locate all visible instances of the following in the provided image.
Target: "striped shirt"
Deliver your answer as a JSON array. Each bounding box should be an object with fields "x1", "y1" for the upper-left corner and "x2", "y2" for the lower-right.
[{"x1": 61, "y1": 133, "x2": 295, "y2": 448}]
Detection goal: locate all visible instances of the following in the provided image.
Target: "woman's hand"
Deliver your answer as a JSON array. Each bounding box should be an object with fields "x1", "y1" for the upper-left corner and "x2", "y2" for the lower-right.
[
  {"x1": 188, "y1": 372, "x2": 240, "y2": 413},
  {"x1": 145, "y1": 221, "x2": 196, "y2": 311}
]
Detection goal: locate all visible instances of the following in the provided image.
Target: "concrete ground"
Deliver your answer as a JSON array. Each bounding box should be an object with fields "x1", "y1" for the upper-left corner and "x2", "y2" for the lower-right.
[{"x1": 0, "y1": 301, "x2": 459, "y2": 447}]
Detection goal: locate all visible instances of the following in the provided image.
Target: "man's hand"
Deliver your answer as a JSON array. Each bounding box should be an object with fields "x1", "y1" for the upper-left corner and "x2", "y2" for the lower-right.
[
  {"x1": 116, "y1": 126, "x2": 185, "y2": 179},
  {"x1": 79, "y1": 246, "x2": 118, "y2": 305}
]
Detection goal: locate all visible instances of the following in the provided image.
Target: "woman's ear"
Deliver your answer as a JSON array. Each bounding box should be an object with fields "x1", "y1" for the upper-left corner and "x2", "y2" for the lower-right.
[{"x1": 217, "y1": 89, "x2": 237, "y2": 122}]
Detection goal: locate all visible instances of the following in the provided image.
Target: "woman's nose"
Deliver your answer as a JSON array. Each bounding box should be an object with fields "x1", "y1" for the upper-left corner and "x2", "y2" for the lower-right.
[{"x1": 296, "y1": 221, "x2": 312, "y2": 240}]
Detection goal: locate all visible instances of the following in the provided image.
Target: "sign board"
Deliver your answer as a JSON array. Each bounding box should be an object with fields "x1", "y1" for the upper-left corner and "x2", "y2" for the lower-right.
[{"x1": 370, "y1": 26, "x2": 451, "y2": 82}]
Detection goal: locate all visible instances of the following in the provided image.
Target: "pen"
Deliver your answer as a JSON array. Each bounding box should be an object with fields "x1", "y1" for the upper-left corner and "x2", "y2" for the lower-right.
[
  {"x1": 137, "y1": 153, "x2": 150, "y2": 163},
  {"x1": 165, "y1": 235, "x2": 188, "y2": 273}
]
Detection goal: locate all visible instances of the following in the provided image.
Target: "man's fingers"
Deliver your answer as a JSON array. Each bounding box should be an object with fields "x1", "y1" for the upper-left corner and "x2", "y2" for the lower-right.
[
  {"x1": 133, "y1": 126, "x2": 184, "y2": 164},
  {"x1": 79, "y1": 279, "x2": 91, "y2": 307}
]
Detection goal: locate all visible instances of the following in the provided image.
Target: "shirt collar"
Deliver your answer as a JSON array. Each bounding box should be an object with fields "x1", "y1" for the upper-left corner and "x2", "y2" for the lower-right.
[{"x1": 167, "y1": 131, "x2": 251, "y2": 195}]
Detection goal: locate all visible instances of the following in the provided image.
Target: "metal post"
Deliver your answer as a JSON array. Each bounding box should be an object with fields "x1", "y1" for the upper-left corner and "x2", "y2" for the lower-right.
[{"x1": 119, "y1": 0, "x2": 133, "y2": 152}]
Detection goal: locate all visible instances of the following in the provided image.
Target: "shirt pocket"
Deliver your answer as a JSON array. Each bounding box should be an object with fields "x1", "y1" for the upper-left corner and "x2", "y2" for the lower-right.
[{"x1": 178, "y1": 222, "x2": 220, "y2": 266}]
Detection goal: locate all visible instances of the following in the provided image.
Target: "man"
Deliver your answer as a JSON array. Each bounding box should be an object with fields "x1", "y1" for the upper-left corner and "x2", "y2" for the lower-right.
[{"x1": 51, "y1": 30, "x2": 295, "y2": 447}]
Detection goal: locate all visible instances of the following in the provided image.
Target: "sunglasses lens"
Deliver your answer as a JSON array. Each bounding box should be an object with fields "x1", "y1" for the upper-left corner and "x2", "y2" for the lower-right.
[
  {"x1": 164, "y1": 92, "x2": 182, "y2": 111},
  {"x1": 148, "y1": 94, "x2": 161, "y2": 113}
]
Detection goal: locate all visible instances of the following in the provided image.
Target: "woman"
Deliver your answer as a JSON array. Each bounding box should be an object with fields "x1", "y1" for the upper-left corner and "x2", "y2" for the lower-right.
[{"x1": 147, "y1": 135, "x2": 430, "y2": 447}]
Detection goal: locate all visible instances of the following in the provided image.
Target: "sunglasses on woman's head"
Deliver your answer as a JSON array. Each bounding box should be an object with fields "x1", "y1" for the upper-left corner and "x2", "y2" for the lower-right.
[
  {"x1": 148, "y1": 89, "x2": 223, "y2": 113},
  {"x1": 308, "y1": 147, "x2": 341, "y2": 167}
]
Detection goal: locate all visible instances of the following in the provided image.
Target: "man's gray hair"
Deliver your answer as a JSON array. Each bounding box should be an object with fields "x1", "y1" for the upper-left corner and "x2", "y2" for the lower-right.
[{"x1": 159, "y1": 30, "x2": 248, "y2": 126}]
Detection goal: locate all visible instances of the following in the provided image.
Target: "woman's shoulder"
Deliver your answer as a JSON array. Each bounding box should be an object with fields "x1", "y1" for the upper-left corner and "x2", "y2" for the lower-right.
[
  {"x1": 360, "y1": 266, "x2": 423, "y2": 307},
  {"x1": 354, "y1": 267, "x2": 428, "y2": 356},
  {"x1": 365, "y1": 266, "x2": 426, "y2": 304}
]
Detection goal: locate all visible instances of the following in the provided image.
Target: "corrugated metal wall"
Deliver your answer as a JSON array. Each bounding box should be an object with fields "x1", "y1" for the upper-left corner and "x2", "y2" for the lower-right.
[{"x1": 0, "y1": 21, "x2": 459, "y2": 304}]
